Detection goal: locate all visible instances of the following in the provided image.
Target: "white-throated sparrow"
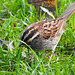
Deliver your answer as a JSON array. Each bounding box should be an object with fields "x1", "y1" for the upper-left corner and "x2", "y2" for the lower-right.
[{"x1": 19, "y1": 2, "x2": 75, "y2": 53}]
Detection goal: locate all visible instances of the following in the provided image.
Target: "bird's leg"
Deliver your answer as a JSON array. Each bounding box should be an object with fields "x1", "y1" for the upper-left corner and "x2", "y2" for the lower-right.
[{"x1": 48, "y1": 46, "x2": 56, "y2": 60}]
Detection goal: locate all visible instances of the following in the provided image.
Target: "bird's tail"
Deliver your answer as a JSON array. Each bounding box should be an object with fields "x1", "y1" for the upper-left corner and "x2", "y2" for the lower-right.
[{"x1": 59, "y1": 2, "x2": 75, "y2": 21}]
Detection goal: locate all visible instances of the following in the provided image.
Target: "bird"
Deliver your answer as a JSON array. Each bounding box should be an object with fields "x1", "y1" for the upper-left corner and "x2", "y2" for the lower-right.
[{"x1": 19, "y1": 2, "x2": 75, "y2": 53}]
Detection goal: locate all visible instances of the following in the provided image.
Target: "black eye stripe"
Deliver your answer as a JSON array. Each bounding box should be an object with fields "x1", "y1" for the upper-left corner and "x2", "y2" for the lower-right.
[
  {"x1": 21, "y1": 26, "x2": 34, "y2": 40},
  {"x1": 24, "y1": 33, "x2": 33, "y2": 42},
  {"x1": 24, "y1": 29, "x2": 38, "y2": 42},
  {"x1": 21, "y1": 29, "x2": 29, "y2": 40}
]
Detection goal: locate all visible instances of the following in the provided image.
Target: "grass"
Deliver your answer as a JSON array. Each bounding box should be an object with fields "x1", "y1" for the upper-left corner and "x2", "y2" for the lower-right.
[{"x1": 0, "y1": 0, "x2": 75, "y2": 75}]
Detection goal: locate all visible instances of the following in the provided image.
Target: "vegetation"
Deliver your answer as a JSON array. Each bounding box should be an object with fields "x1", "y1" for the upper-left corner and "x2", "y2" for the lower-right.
[{"x1": 0, "y1": 0, "x2": 75, "y2": 75}]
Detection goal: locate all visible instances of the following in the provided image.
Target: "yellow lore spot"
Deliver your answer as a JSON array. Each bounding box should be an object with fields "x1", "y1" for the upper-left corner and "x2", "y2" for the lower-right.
[
  {"x1": 20, "y1": 35, "x2": 23, "y2": 40},
  {"x1": 26, "y1": 40, "x2": 30, "y2": 43}
]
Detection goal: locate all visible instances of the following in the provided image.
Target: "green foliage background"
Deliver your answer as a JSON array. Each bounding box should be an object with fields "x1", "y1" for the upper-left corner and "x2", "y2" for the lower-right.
[{"x1": 0, "y1": 0, "x2": 75, "y2": 75}]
